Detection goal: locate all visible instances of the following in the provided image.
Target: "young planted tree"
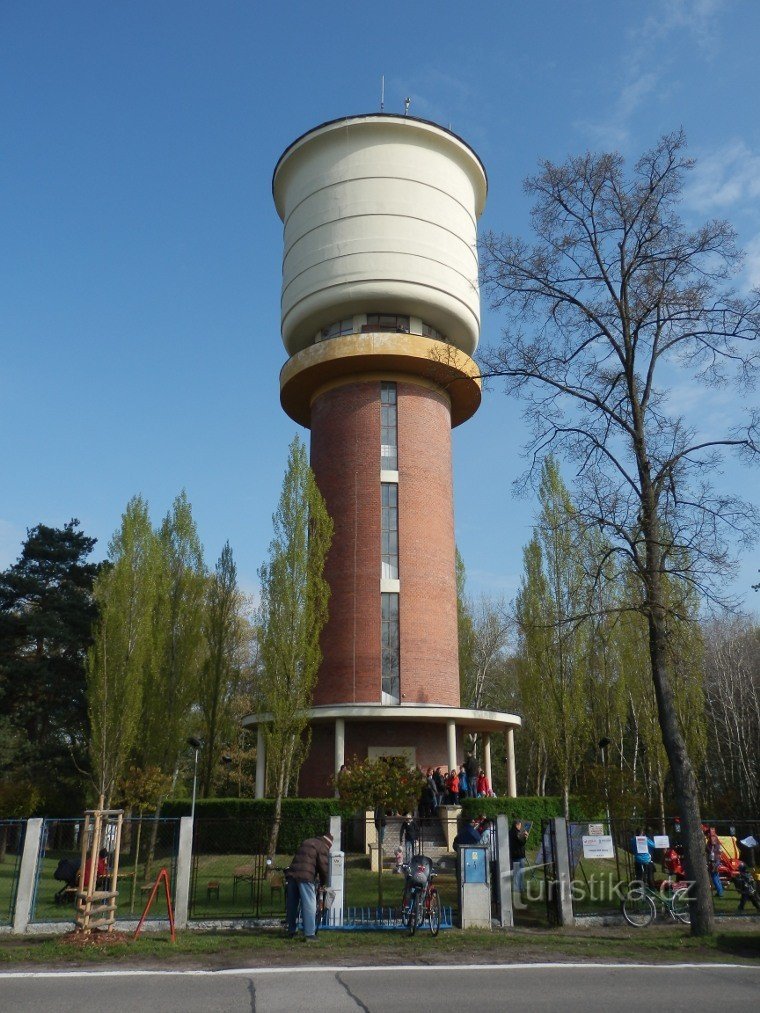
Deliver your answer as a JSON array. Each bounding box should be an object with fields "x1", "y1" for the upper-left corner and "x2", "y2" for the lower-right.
[
  {"x1": 481, "y1": 131, "x2": 760, "y2": 933},
  {"x1": 258, "y1": 436, "x2": 333, "y2": 856},
  {"x1": 87, "y1": 496, "x2": 157, "y2": 806}
]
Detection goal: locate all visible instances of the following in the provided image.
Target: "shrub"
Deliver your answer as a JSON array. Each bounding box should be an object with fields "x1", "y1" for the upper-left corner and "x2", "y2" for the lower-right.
[
  {"x1": 460, "y1": 795, "x2": 595, "y2": 824},
  {"x1": 161, "y1": 798, "x2": 357, "y2": 854}
]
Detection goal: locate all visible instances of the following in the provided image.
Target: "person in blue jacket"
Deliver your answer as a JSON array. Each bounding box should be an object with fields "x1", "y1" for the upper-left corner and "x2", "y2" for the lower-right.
[{"x1": 630, "y1": 828, "x2": 655, "y2": 887}]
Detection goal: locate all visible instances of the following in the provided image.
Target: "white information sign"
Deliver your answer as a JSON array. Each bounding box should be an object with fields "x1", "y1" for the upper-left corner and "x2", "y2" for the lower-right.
[
  {"x1": 587, "y1": 823, "x2": 605, "y2": 836},
  {"x1": 653, "y1": 835, "x2": 670, "y2": 850},
  {"x1": 582, "y1": 835, "x2": 615, "y2": 859},
  {"x1": 635, "y1": 835, "x2": 650, "y2": 855}
]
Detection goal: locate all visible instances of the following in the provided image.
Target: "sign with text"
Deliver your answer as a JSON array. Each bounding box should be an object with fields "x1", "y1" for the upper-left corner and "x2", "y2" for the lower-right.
[
  {"x1": 653, "y1": 835, "x2": 670, "y2": 850},
  {"x1": 582, "y1": 835, "x2": 615, "y2": 859},
  {"x1": 635, "y1": 835, "x2": 651, "y2": 855},
  {"x1": 587, "y1": 823, "x2": 605, "y2": 836}
]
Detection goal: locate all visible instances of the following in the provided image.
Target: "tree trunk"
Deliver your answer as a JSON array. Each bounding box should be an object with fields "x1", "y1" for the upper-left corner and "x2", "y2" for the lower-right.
[
  {"x1": 648, "y1": 610, "x2": 714, "y2": 935},
  {"x1": 0, "y1": 825, "x2": 7, "y2": 864},
  {"x1": 143, "y1": 800, "x2": 163, "y2": 883}
]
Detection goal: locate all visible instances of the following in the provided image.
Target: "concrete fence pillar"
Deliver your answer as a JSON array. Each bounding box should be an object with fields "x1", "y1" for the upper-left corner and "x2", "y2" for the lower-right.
[
  {"x1": 551, "y1": 817, "x2": 575, "y2": 927},
  {"x1": 327, "y1": 816, "x2": 344, "y2": 926},
  {"x1": 495, "y1": 814, "x2": 514, "y2": 928},
  {"x1": 173, "y1": 817, "x2": 194, "y2": 931},
  {"x1": 12, "y1": 818, "x2": 43, "y2": 934}
]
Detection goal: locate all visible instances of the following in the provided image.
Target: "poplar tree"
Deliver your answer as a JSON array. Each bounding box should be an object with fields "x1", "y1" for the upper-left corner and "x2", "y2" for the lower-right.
[
  {"x1": 258, "y1": 436, "x2": 333, "y2": 855},
  {"x1": 87, "y1": 496, "x2": 157, "y2": 805},
  {"x1": 514, "y1": 458, "x2": 592, "y2": 817},
  {"x1": 198, "y1": 542, "x2": 250, "y2": 797},
  {"x1": 140, "y1": 491, "x2": 206, "y2": 779}
]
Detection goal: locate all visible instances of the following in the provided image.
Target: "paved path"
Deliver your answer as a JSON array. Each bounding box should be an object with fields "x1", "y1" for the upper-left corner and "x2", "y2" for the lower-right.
[{"x1": 1, "y1": 963, "x2": 758, "y2": 1011}]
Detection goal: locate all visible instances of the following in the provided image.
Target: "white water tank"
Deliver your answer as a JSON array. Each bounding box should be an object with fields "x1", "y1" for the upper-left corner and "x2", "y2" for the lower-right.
[{"x1": 273, "y1": 114, "x2": 487, "y2": 357}]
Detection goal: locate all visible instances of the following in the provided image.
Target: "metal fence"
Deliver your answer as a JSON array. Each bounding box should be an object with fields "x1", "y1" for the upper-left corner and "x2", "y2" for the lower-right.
[
  {"x1": 0, "y1": 820, "x2": 24, "y2": 926},
  {"x1": 566, "y1": 817, "x2": 760, "y2": 919},
  {"x1": 29, "y1": 816, "x2": 180, "y2": 924}
]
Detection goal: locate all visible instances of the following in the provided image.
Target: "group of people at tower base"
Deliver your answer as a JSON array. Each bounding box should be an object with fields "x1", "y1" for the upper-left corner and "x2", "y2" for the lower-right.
[
  {"x1": 631, "y1": 822, "x2": 760, "y2": 912},
  {"x1": 420, "y1": 753, "x2": 493, "y2": 817}
]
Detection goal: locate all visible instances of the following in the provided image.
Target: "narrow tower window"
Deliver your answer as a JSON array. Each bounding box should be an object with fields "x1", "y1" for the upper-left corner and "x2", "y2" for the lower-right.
[
  {"x1": 380, "y1": 382, "x2": 397, "y2": 471},
  {"x1": 381, "y1": 483, "x2": 399, "y2": 580},
  {"x1": 381, "y1": 592, "x2": 400, "y2": 704}
]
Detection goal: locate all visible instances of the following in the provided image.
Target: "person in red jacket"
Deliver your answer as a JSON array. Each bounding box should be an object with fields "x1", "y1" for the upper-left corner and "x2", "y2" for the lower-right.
[
  {"x1": 448, "y1": 768, "x2": 460, "y2": 804},
  {"x1": 477, "y1": 769, "x2": 492, "y2": 797}
]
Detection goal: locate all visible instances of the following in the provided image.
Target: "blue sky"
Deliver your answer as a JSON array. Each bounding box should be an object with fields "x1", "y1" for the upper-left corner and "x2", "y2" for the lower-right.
[{"x1": 1, "y1": 0, "x2": 758, "y2": 610}]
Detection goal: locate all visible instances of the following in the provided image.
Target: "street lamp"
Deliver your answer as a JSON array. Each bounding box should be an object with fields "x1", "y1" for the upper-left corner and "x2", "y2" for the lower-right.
[{"x1": 187, "y1": 737, "x2": 202, "y2": 821}]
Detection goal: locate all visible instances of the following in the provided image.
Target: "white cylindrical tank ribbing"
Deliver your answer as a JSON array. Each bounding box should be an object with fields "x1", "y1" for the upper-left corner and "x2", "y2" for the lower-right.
[{"x1": 273, "y1": 115, "x2": 488, "y2": 357}]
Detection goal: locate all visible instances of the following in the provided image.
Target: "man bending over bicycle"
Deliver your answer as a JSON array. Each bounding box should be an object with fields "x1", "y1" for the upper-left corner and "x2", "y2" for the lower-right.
[{"x1": 285, "y1": 831, "x2": 333, "y2": 941}]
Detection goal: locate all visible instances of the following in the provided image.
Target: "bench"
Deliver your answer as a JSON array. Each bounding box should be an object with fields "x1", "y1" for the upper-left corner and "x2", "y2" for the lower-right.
[{"x1": 232, "y1": 858, "x2": 267, "y2": 902}]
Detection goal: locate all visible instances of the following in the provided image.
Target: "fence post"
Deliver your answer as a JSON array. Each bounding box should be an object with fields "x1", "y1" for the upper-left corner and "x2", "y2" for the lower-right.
[
  {"x1": 495, "y1": 815, "x2": 514, "y2": 928},
  {"x1": 12, "y1": 818, "x2": 43, "y2": 934},
  {"x1": 551, "y1": 817, "x2": 575, "y2": 927},
  {"x1": 173, "y1": 817, "x2": 194, "y2": 931},
  {"x1": 328, "y1": 816, "x2": 344, "y2": 926}
]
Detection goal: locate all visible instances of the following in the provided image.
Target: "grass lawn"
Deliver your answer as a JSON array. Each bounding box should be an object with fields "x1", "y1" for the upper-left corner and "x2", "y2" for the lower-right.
[{"x1": 0, "y1": 924, "x2": 757, "y2": 969}]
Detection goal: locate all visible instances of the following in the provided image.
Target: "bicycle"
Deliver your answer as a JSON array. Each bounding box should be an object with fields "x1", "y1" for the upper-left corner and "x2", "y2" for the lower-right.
[
  {"x1": 622, "y1": 879, "x2": 690, "y2": 927},
  {"x1": 400, "y1": 856, "x2": 441, "y2": 936}
]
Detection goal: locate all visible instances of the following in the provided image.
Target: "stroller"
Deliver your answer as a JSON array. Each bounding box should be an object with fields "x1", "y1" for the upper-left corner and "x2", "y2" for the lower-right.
[{"x1": 53, "y1": 857, "x2": 80, "y2": 904}]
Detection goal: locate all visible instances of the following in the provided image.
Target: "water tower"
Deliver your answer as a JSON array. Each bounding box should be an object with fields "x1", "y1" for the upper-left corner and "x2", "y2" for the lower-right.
[{"x1": 245, "y1": 114, "x2": 520, "y2": 797}]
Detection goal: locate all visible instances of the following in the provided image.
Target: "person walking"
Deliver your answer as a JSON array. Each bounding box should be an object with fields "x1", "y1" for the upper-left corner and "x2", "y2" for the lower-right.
[
  {"x1": 509, "y1": 819, "x2": 528, "y2": 894},
  {"x1": 400, "y1": 813, "x2": 420, "y2": 865},
  {"x1": 285, "y1": 831, "x2": 333, "y2": 940}
]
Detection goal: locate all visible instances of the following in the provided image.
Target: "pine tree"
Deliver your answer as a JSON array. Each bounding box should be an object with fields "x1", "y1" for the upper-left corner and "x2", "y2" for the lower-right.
[{"x1": 0, "y1": 520, "x2": 99, "y2": 811}]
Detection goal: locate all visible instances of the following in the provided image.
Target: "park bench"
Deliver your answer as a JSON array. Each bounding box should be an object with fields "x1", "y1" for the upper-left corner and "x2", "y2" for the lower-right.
[{"x1": 232, "y1": 857, "x2": 267, "y2": 902}]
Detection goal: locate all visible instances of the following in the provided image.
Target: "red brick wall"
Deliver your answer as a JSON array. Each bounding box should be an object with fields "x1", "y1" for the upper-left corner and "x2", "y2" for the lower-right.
[
  {"x1": 397, "y1": 382, "x2": 460, "y2": 707},
  {"x1": 309, "y1": 377, "x2": 461, "y2": 710},
  {"x1": 310, "y1": 382, "x2": 382, "y2": 705},
  {"x1": 297, "y1": 720, "x2": 467, "y2": 797}
]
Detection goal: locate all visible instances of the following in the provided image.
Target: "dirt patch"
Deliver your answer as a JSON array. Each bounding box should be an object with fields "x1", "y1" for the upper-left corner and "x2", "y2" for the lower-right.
[{"x1": 58, "y1": 930, "x2": 133, "y2": 950}]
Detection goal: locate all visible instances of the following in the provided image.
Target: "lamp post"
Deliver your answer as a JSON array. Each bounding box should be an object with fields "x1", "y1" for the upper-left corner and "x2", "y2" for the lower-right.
[{"x1": 188, "y1": 737, "x2": 202, "y2": 821}]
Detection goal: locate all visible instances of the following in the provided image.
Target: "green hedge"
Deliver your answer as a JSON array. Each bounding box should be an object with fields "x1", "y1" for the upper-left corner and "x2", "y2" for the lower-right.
[
  {"x1": 162, "y1": 798, "x2": 358, "y2": 854},
  {"x1": 460, "y1": 795, "x2": 594, "y2": 824}
]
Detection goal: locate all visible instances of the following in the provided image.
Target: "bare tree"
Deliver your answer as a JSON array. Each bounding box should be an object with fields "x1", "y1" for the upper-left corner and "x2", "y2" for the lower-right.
[
  {"x1": 702, "y1": 614, "x2": 760, "y2": 815},
  {"x1": 480, "y1": 131, "x2": 759, "y2": 934}
]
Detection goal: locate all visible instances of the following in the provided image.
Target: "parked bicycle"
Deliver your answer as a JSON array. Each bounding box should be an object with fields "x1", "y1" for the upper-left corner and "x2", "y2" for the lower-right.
[
  {"x1": 400, "y1": 855, "x2": 441, "y2": 936},
  {"x1": 622, "y1": 879, "x2": 690, "y2": 927}
]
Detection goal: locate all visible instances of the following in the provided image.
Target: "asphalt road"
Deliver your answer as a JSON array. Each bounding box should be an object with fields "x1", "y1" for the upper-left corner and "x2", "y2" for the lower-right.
[{"x1": 1, "y1": 964, "x2": 758, "y2": 1011}]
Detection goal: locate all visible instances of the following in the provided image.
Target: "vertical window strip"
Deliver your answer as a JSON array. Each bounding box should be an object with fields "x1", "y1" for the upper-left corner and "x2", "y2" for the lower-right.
[
  {"x1": 381, "y1": 591, "x2": 400, "y2": 703},
  {"x1": 381, "y1": 483, "x2": 399, "y2": 580},
  {"x1": 380, "y1": 381, "x2": 398, "y2": 471}
]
